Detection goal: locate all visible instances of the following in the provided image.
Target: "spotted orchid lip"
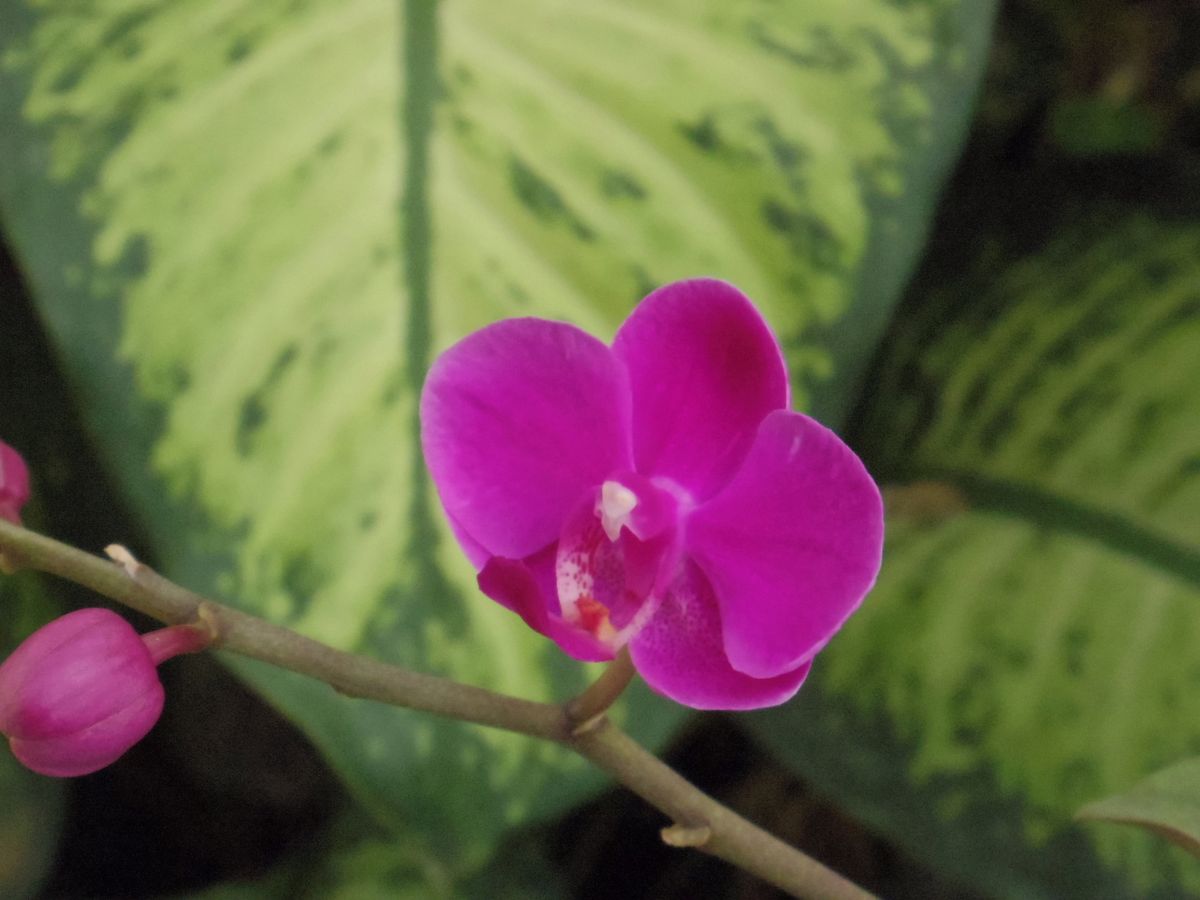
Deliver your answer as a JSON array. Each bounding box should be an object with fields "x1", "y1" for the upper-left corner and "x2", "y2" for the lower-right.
[{"x1": 555, "y1": 477, "x2": 683, "y2": 652}]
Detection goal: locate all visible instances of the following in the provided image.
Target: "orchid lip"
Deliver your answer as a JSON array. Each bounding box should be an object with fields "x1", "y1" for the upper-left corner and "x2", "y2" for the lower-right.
[
  {"x1": 557, "y1": 476, "x2": 686, "y2": 651},
  {"x1": 605, "y1": 592, "x2": 663, "y2": 650}
]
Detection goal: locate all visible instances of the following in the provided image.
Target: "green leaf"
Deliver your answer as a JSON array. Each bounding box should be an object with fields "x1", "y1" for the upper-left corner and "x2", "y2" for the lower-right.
[
  {"x1": 749, "y1": 206, "x2": 1200, "y2": 897},
  {"x1": 1079, "y1": 757, "x2": 1200, "y2": 858},
  {"x1": 430, "y1": 0, "x2": 998, "y2": 424},
  {"x1": 0, "y1": 0, "x2": 995, "y2": 872}
]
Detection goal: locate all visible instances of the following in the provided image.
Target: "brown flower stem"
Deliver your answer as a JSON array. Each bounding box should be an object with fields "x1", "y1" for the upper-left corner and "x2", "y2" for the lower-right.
[
  {"x1": 0, "y1": 518, "x2": 873, "y2": 900},
  {"x1": 565, "y1": 646, "x2": 637, "y2": 732}
]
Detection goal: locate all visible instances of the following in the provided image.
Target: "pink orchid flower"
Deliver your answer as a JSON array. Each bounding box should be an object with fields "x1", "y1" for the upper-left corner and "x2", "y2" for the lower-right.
[{"x1": 421, "y1": 279, "x2": 883, "y2": 710}]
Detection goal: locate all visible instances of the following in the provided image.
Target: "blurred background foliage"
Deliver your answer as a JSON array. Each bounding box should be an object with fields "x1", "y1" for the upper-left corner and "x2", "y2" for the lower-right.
[{"x1": 0, "y1": 0, "x2": 1197, "y2": 897}]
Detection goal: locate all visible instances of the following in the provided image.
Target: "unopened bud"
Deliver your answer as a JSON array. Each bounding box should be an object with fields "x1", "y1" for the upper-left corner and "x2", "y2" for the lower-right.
[
  {"x1": 0, "y1": 440, "x2": 30, "y2": 525},
  {"x1": 0, "y1": 608, "x2": 209, "y2": 776}
]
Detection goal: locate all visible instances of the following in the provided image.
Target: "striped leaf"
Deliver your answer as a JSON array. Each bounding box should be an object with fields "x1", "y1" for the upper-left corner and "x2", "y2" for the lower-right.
[
  {"x1": 750, "y1": 208, "x2": 1200, "y2": 897},
  {"x1": 0, "y1": 0, "x2": 994, "y2": 873}
]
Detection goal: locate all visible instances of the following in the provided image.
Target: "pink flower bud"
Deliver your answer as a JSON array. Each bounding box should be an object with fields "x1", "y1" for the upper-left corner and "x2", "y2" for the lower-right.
[
  {"x1": 0, "y1": 440, "x2": 30, "y2": 525},
  {"x1": 0, "y1": 608, "x2": 209, "y2": 777}
]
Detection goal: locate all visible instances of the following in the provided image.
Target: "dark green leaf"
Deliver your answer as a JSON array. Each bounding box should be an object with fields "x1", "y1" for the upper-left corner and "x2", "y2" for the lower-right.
[
  {"x1": 0, "y1": 0, "x2": 995, "y2": 872},
  {"x1": 750, "y1": 206, "x2": 1200, "y2": 898}
]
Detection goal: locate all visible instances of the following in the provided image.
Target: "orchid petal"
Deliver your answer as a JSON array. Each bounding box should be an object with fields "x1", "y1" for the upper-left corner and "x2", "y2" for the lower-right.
[
  {"x1": 612, "y1": 279, "x2": 788, "y2": 501},
  {"x1": 687, "y1": 411, "x2": 883, "y2": 678},
  {"x1": 630, "y1": 560, "x2": 811, "y2": 710},
  {"x1": 421, "y1": 318, "x2": 632, "y2": 560},
  {"x1": 446, "y1": 509, "x2": 491, "y2": 570}
]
